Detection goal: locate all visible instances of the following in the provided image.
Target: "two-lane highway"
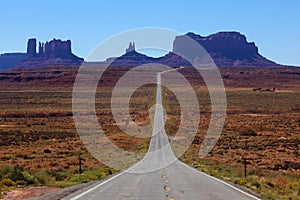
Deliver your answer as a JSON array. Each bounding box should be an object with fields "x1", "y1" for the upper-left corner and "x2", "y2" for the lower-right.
[{"x1": 65, "y1": 71, "x2": 260, "y2": 200}]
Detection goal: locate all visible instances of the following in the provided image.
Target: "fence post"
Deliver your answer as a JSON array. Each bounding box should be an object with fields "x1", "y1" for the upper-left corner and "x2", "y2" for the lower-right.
[
  {"x1": 79, "y1": 155, "x2": 82, "y2": 174},
  {"x1": 243, "y1": 157, "x2": 247, "y2": 178}
]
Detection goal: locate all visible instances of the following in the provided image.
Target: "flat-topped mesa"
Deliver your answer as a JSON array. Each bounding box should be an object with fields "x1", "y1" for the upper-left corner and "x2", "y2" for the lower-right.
[
  {"x1": 14, "y1": 38, "x2": 83, "y2": 69},
  {"x1": 174, "y1": 32, "x2": 258, "y2": 61},
  {"x1": 171, "y1": 31, "x2": 278, "y2": 67},
  {"x1": 37, "y1": 38, "x2": 73, "y2": 59}
]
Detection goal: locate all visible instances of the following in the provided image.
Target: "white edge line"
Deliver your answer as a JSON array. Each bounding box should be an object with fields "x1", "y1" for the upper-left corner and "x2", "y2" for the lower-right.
[
  {"x1": 70, "y1": 170, "x2": 126, "y2": 200},
  {"x1": 71, "y1": 160, "x2": 261, "y2": 200},
  {"x1": 178, "y1": 161, "x2": 262, "y2": 200},
  {"x1": 70, "y1": 136, "x2": 155, "y2": 199}
]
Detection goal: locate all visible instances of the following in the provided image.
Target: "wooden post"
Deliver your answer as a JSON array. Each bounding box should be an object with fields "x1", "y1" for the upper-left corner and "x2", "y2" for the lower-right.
[
  {"x1": 243, "y1": 157, "x2": 247, "y2": 178},
  {"x1": 79, "y1": 155, "x2": 82, "y2": 174}
]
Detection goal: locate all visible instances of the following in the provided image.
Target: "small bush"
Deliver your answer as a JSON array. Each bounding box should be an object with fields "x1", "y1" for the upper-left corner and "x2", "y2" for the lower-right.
[
  {"x1": 0, "y1": 166, "x2": 14, "y2": 179},
  {"x1": 0, "y1": 166, "x2": 25, "y2": 182},
  {"x1": 239, "y1": 128, "x2": 257, "y2": 136},
  {"x1": 47, "y1": 169, "x2": 68, "y2": 181},
  {"x1": 0, "y1": 178, "x2": 16, "y2": 187},
  {"x1": 15, "y1": 154, "x2": 30, "y2": 159},
  {"x1": 16, "y1": 180, "x2": 27, "y2": 186},
  {"x1": 50, "y1": 181, "x2": 77, "y2": 188},
  {"x1": 43, "y1": 149, "x2": 52, "y2": 153},
  {"x1": 274, "y1": 174, "x2": 288, "y2": 190},
  {"x1": 70, "y1": 174, "x2": 90, "y2": 183},
  {"x1": 251, "y1": 181, "x2": 261, "y2": 188},
  {"x1": 237, "y1": 179, "x2": 247, "y2": 185},
  {"x1": 21, "y1": 171, "x2": 36, "y2": 184},
  {"x1": 35, "y1": 171, "x2": 55, "y2": 185},
  {"x1": 102, "y1": 167, "x2": 113, "y2": 175},
  {"x1": 0, "y1": 166, "x2": 38, "y2": 185},
  {"x1": 266, "y1": 181, "x2": 275, "y2": 188},
  {"x1": 11, "y1": 166, "x2": 26, "y2": 182}
]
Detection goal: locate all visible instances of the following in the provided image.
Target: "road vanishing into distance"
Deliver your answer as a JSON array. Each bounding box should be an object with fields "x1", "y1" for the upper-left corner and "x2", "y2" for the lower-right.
[{"x1": 65, "y1": 71, "x2": 260, "y2": 200}]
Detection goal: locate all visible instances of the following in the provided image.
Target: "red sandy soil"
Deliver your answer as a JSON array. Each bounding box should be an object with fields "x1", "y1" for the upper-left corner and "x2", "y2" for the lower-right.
[{"x1": 1, "y1": 186, "x2": 58, "y2": 200}]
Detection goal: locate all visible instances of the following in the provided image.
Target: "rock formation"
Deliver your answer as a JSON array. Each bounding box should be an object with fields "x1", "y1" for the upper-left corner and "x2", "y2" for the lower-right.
[
  {"x1": 176, "y1": 32, "x2": 259, "y2": 60},
  {"x1": 172, "y1": 32, "x2": 279, "y2": 67},
  {"x1": 0, "y1": 31, "x2": 287, "y2": 71},
  {"x1": 14, "y1": 38, "x2": 83, "y2": 69},
  {"x1": 38, "y1": 39, "x2": 72, "y2": 59},
  {"x1": 109, "y1": 42, "x2": 155, "y2": 66},
  {"x1": 126, "y1": 42, "x2": 135, "y2": 53},
  {"x1": 108, "y1": 32, "x2": 281, "y2": 68},
  {"x1": 27, "y1": 38, "x2": 37, "y2": 58},
  {"x1": 0, "y1": 53, "x2": 27, "y2": 71}
]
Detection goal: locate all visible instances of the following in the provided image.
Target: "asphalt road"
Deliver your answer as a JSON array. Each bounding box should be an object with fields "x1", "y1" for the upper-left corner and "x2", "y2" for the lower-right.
[{"x1": 64, "y1": 71, "x2": 260, "y2": 200}]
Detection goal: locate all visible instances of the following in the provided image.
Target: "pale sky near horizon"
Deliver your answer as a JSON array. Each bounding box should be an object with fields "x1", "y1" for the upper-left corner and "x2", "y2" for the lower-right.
[{"x1": 1, "y1": 0, "x2": 300, "y2": 66}]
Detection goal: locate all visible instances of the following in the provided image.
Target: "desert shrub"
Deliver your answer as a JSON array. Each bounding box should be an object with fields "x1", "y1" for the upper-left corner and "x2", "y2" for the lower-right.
[
  {"x1": 102, "y1": 167, "x2": 113, "y2": 175},
  {"x1": 35, "y1": 171, "x2": 55, "y2": 185},
  {"x1": 15, "y1": 154, "x2": 30, "y2": 159},
  {"x1": 266, "y1": 181, "x2": 275, "y2": 188},
  {"x1": 239, "y1": 128, "x2": 257, "y2": 136},
  {"x1": 16, "y1": 180, "x2": 27, "y2": 186},
  {"x1": 251, "y1": 181, "x2": 261, "y2": 189},
  {"x1": 11, "y1": 166, "x2": 27, "y2": 182},
  {"x1": 274, "y1": 174, "x2": 288, "y2": 190},
  {"x1": 83, "y1": 168, "x2": 108, "y2": 180},
  {"x1": 21, "y1": 171, "x2": 36, "y2": 185},
  {"x1": 0, "y1": 178, "x2": 16, "y2": 187},
  {"x1": 46, "y1": 169, "x2": 68, "y2": 181},
  {"x1": 236, "y1": 178, "x2": 247, "y2": 185},
  {"x1": 0, "y1": 166, "x2": 37, "y2": 185},
  {"x1": 0, "y1": 166, "x2": 13, "y2": 179},
  {"x1": 0, "y1": 166, "x2": 25, "y2": 182},
  {"x1": 50, "y1": 181, "x2": 77, "y2": 188},
  {"x1": 70, "y1": 174, "x2": 90, "y2": 183},
  {"x1": 43, "y1": 149, "x2": 52, "y2": 153}
]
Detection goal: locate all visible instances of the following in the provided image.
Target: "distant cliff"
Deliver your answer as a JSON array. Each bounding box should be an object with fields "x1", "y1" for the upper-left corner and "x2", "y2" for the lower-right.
[
  {"x1": 0, "y1": 31, "x2": 287, "y2": 71},
  {"x1": 13, "y1": 38, "x2": 83, "y2": 69},
  {"x1": 107, "y1": 31, "x2": 280, "y2": 67},
  {"x1": 171, "y1": 32, "x2": 279, "y2": 67},
  {"x1": 0, "y1": 53, "x2": 27, "y2": 71}
]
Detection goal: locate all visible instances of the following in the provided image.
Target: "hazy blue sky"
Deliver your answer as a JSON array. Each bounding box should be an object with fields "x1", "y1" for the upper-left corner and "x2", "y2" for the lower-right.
[{"x1": 1, "y1": 0, "x2": 299, "y2": 66}]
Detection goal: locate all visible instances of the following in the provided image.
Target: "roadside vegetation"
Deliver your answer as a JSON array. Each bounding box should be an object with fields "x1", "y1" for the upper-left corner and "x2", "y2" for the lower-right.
[
  {"x1": 180, "y1": 155, "x2": 300, "y2": 200},
  {"x1": 0, "y1": 165, "x2": 116, "y2": 194}
]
